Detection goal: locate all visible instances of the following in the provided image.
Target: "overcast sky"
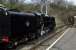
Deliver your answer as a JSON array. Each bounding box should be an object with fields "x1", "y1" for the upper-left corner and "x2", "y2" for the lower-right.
[
  {"x1": 25, "y1": 0, "x2": 76, "y2": 5},
  {"x1": 67, "y1": 0, "x2": 76, "y2": 5},
  {"x1": 24, "y1": 0, "x2": 32, "y2": 4}
]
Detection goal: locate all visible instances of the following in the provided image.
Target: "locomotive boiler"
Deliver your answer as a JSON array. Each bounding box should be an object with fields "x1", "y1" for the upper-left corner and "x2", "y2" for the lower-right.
[{"x1": 0, "y1": 7, "x2": 56, "y2": 49}]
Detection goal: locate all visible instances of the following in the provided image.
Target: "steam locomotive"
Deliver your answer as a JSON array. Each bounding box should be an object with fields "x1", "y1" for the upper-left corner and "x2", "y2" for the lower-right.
[{"x1": 0, "y1": 7, "x2": 56, "y2": 49}]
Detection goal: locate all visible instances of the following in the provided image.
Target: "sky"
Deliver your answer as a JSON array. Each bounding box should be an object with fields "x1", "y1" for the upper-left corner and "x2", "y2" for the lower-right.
[
  {"x1": 25, "y1": 0, "x2": 76, "y2": 5},
  {"x1": 24, "y1": 0, "x2": 32, "y2": 4},
  {"x1": 67, "y1": 0, "x2": 76, "y2": 5}
]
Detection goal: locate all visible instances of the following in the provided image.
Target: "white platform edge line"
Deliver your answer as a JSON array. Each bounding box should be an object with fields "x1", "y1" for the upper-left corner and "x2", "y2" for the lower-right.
[{"x1": 46, "y1": 28, "x2": 71, "y2": 50}]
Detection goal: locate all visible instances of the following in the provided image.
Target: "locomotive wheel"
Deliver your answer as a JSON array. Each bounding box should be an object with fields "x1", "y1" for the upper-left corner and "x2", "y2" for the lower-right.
[
  {"x1": 27, "y1": 33, "x2": 37, "y2": 40},
  {"x1": 35, "y1": 28, "x2": 47, "y2": 39},
  {"x1": 31, "y1": 33, "x2": 36, "y2": 39},
  {"x1": 35, "y1": 29, "x2": 45, "y2": 39},
  {"x1": 43, "y1": 27, "x2": 50, "y2": 34},
  {"x1": 6, "y1": 41, "x2": 18, "y2": 49},
  {"x1": 35, "y1": 29, "x2": 41, "y2": 39}
]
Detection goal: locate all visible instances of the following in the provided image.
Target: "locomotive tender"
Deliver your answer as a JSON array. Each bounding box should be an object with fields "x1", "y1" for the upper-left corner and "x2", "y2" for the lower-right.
[{"x1": 0, "y1": 8, "x2": 56, "y2": 48}]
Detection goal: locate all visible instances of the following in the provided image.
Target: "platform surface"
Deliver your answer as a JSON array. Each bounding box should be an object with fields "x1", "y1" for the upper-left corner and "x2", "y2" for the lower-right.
[{"x1": 50, "y1": 28, "x2": 76, "y2": 50}]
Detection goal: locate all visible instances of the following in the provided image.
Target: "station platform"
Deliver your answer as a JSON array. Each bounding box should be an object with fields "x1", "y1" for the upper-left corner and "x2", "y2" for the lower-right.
[{"x1": 47, "y1": 28, "x2": 76, "y2": 50}]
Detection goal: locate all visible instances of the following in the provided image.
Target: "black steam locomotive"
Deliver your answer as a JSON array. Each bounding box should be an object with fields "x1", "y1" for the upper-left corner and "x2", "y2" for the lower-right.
[{"x1": 0, "y1": 8, "x2": 56, "y2": 48}]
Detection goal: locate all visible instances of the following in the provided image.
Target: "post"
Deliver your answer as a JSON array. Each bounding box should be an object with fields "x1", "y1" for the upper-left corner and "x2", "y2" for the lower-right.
[
  {"x1": 45, "y1": 0, "x2": 48, "y2": 15},
  {"x1": 41, "y1": 0, "x2": 48, "y2": 15}
]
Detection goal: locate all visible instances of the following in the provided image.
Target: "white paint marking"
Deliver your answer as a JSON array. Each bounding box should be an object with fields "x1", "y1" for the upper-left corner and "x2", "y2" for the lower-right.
[{"x1": 46, "y1": 28, "x2": 71, "y2": 50}]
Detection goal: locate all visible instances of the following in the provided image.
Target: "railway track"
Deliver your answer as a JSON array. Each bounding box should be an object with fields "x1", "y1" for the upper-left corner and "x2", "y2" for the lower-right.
[
  {"x1": 29, "y1": 26, "x2": 68, "y2": 50},
  {"x1": 14, "y1": 24, "x2": 68, "y2": 50}
]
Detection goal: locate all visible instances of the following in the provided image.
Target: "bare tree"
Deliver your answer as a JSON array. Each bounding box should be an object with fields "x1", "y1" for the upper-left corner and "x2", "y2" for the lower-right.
[
  {"x1": 9, "y1": 0, "x2": 19, "y2": 4},
  {"x1": 0, "y1": 0, "x2": 5, "y2": 3}
]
